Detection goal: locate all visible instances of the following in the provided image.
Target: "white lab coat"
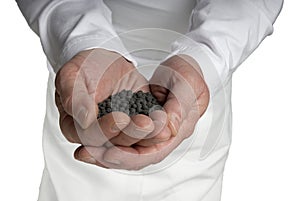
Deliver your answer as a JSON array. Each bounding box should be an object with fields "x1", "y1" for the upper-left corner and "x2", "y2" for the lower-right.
[{"x1": 17, "y1": 0, "x2": 283, "y2": 200}]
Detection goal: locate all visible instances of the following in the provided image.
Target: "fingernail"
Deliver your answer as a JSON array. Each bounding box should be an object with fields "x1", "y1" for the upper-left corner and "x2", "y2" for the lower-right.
[
  {"x1": 168, "y1": 113, "x2": 180, "y2": 136},
  {"x1": 78, "y1": 157, "x2": 97, "y2": 164},
  {"x1": 111, "y1": 122, "x2": 128, "y2": 132},
  {"x1": 105, "y1": 158, "x2": 121, "y2": 165}
]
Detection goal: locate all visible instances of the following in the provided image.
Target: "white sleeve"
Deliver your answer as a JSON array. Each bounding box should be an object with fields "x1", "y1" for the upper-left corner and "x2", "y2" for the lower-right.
[
  {"x1": 169, "y1": 0, "x2": 283, "y2": 97},
  {"x1": 16, "y1": 0, "x2": 136, "y2": 73}
]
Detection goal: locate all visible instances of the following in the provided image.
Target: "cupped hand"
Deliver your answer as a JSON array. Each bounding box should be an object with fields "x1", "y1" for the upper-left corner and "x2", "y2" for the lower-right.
[
  {"x1": 55, "y1": 48, "x2": 160, "y2": 155},
  {"x1": 74, "y1": 54, "x2": 210, "y2": 170}
]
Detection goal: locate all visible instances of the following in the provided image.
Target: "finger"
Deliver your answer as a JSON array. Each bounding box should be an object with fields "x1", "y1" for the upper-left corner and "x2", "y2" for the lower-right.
[
  {"x1": 73, "y1": 110, "x2": 200, "y2": 170},
  {"x1": 56, "y1": 91, "x2": 129, "y2": 145},
  {"x1": 55, "y1": 91, "x2": 65, "y2": 115},
  {"x1": 135, "y1": 125, "x2": 171, "y2": 147},
  {"x1": 135, "y1": 110, "x2": 171, "y2": 146},
  {"x1": 74, "y1": 145, "x2": 107, "y2": 168},
  {"x1": 60, "y1": 114, "x2": 81, "y2": 144},
  {"x1": 58, "y1": 111, "x2": 130, "y2": 146},
  {"x1": 123, "y1": 114, "x2": 154, "y2": 138},
  {"x1": 146, "y1": 109, "x2": 168, "y2": 139},
  {"x1": 55, "y1": 91, "x2": 81, "y2": 143},
  {"x1": 101, "y1": 110, "x2": 199, "y2": 170},
  {"x1": 55, "y1": 60, "x2": 98, "y2": 129},
  {"x1": 101, "y1": 137, "x2": 178, "y2": 170},
  {"x1": 107, "y1": 114, "x2": 154, "y2": 146},
  {"x1": 75, "y1": 111, "x2": 130, "y2": 146}
]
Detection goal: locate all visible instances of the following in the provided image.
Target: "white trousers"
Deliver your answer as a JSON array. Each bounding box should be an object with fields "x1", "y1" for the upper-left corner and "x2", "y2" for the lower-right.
[{"x1": 38, "y1": 56, "x2": 233, "y2": 200}]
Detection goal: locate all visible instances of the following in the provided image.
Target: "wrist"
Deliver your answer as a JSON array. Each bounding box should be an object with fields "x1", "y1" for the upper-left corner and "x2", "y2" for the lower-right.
[{"x1": 162, "y1": 54, "x2": 205, "y2": 81}]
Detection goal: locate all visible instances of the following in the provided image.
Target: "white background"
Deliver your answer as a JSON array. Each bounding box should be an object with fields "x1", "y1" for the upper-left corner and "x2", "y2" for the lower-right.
[{"x1": 0, "y1": 1, "x2": 299, "y2": 201}]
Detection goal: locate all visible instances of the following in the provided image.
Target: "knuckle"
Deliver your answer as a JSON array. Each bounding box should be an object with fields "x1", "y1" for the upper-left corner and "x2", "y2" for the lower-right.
[{"x1": 61, "y1": 96, "x2": 72, "y2": 111}]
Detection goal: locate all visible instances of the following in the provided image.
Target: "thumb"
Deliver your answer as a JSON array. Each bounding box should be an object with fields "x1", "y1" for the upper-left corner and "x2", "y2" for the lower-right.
[
  {"x1": 162, "y1": 92, "x2": 190, "y2": 137},
  {"x1": 164, "y1": 96, "x2": 181, "y2": 137},
  {"x1": 150, "y1": 85, "x2": 192, "y2": 137},
  {"x1": 150, "y1": 68, "x2": 197, "y2": 137}
]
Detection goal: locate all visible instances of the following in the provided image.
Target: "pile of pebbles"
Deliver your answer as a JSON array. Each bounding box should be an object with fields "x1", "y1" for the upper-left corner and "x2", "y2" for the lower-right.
[{"x1": 97, "y1": 90, "x2": 162, "y2": 118}]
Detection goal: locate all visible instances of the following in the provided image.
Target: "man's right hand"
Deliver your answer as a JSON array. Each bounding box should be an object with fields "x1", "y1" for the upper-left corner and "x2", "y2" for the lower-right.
[{"x1": 54, "y1": 49, "x2": 157, "y2": 151}]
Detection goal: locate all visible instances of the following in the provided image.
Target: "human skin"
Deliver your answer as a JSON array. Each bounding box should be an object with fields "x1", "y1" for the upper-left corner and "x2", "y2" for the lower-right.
[
  {"x1": 55, "y1": 48, "x2": 171, "y2": 162},
  {"x1": 71, "y1": 53, "x2": 210, "y2": 170}
]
